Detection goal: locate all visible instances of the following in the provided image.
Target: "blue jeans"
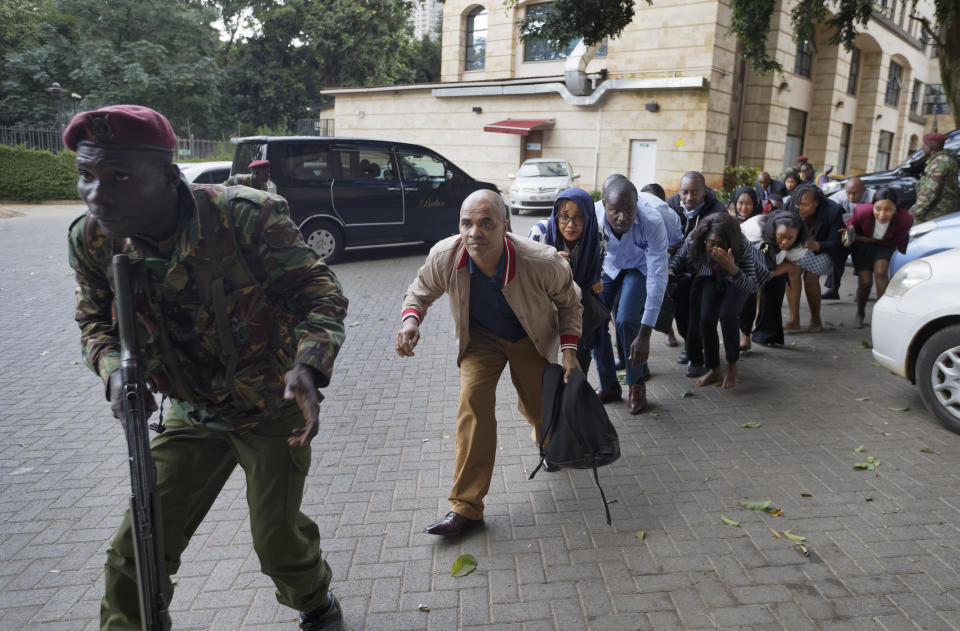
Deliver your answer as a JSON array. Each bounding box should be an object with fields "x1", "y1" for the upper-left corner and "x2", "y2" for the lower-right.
[{"x1": 592, "y1": 270, "x2": 649, "y2": 389}]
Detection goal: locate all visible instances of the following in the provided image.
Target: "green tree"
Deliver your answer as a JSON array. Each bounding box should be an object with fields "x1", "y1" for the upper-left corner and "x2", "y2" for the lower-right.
[
  {"x1": 0, "y1": 0, "x2": 223, "y2": 135},
  {"x1": 509, "y1": 0, "x2": 960, "y2": 122}
]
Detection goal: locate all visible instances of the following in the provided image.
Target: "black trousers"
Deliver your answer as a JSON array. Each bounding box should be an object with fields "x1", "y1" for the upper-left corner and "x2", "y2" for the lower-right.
[
  {"x1": 826, "y1": 247, "x2": 848, "y2": 291},
  {"x1": 672, "y1": 274, "x2": 693, "y2": 341},
  {"x1": 739, "y1": 293, "x2": 758, "y2": 336},
  {"x1": 751, "y1": 274, "x2": 788, "y2": 345},
  {"x1": 697, "y1": 277, "x2": 750, "y2": 369}
]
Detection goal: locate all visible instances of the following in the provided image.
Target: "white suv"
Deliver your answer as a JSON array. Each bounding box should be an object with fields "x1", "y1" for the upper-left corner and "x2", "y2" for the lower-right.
[{"x1": 871, "y1": 248, "x2": 960, "y2": 433}]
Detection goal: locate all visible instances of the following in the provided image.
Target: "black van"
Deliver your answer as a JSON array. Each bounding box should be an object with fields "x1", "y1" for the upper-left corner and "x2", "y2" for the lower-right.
[{"x1": 231, "y1": 136, "x2": 500, "y2": 263}]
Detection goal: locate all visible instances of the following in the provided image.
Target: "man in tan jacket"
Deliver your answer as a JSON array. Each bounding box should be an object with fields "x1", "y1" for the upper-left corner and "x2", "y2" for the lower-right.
[{"x1": 396, "y1": 189, "x2": 583, "y2": 536}]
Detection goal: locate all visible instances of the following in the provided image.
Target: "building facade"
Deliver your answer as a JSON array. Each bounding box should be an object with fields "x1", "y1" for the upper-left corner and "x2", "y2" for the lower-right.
[
  {"x1": 411, "y1": 0, "x2": 443, "y2": 41},
  {"x1": 325, "y1": 0, "x2": 954, "y2": 194}
]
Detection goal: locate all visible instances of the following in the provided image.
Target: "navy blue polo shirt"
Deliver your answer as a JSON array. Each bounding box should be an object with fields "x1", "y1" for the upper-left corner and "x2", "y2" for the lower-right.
[{"x1": 468, "y1": 251, "x2": 527, "y2": 342}]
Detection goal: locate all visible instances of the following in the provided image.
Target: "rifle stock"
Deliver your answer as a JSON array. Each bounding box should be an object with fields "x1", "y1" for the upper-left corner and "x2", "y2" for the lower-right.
[{"x1": 112, "y1": 254, "x2": 171, "y2": 631}]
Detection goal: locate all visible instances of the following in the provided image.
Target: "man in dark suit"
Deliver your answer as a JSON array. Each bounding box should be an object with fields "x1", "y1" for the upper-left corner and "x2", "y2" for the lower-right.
[{"x1": 755, "y1": 171, "x2": 787, "y2": 209}]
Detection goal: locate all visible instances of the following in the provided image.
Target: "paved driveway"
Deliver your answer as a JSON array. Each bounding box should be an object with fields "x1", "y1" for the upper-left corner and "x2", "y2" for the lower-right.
[{"x1": 1, "y1": 203, "x2": 959, "y2": 630}]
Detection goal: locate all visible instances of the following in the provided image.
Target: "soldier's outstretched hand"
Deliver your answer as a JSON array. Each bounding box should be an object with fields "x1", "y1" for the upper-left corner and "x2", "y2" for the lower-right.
[{"x1": 284, "y1": 364, "x2": 320, "y2": 447}]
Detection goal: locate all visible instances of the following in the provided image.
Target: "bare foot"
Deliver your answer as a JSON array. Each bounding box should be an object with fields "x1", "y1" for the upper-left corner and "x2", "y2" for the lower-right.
[
  {"x1": 665, "y1": 333, "x2": 680, "y2": 347},
  {"x1": 696, "y1": 368, "x2": 722, "y2": 387},
  {"x1": 807, "y1": 321, "x2": 823, "y2": 333},
  {"x1": 722, "y1": 362, "x2": 738, "y2": 389},
  {"x1": 784, "y1": 320, "x2": 802, "y2": 331},
  {"x1": 739, "y1": 332, "x2": 751, "y2": 351}
]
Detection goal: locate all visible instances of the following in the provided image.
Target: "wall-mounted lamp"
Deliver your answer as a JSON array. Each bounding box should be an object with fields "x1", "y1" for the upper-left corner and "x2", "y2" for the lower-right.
[
  {"x1": 777, "y1": 81, "x2": 790, "y2": 92},
  {"x1": 835, "y1": 100, "x2": 845, "y2": 108},
  {"x1": 472, "y1": 106, "x2": 483, "y2": 114},
  {"x1": 876, "y1": 113, "x2": 883, "y2": 120},
  {"x1": 644, "y1": 102, "x2": 660, "y2": 113},
  {"x1": 358, "y1": 111, "x2": 365, "y2": 119}
]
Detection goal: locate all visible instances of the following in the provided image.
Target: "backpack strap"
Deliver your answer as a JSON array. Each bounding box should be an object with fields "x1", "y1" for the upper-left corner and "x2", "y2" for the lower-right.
[{"x1": 592, "y1": 463, "x2": 612, "y2": 526}]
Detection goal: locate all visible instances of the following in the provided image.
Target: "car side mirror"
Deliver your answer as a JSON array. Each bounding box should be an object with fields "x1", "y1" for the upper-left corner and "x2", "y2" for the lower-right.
[
  {"x1": 507, "y1": 173, "x2": 515, "y2": 179},
  {"x1": 572, "y1": 173, "x2": 581, "y2": 179},
  {"x1": 445, "y1": 169, "x2": 453, "y2": 181}
]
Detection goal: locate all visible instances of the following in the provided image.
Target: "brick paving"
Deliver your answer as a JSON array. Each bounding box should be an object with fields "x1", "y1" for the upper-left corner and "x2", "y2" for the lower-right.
[{"x1": 1, "y1": 203, "x2": 960, "y2": 630}]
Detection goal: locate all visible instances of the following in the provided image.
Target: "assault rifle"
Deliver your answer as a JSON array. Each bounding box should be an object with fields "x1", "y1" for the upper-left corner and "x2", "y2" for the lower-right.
[{"x1": 112, "y1": 254, "x2": 171, "y2": 631}]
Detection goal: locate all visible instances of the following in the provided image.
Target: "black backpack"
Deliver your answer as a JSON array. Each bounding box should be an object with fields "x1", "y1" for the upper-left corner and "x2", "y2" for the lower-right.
[{"x1": 530, "y1": 364, "x2": 621, "y2": 524}]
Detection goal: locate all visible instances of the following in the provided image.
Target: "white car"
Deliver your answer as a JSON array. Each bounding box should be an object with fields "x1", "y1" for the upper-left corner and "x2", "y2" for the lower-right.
[
  {"x1": 507, "y1": 159, "x2": 580, "y2": 214},
  {"x1": 871, "y1": 248, "x2": 960, "y2": 433},
  {"x1": 176, "y1": 161, "x2": 233, "y2": 184}
]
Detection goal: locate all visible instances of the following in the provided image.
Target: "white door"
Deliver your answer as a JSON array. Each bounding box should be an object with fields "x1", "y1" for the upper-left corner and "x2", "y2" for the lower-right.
[{"x1": 629, "y1": 140, "x2": 657, "y2": 187}]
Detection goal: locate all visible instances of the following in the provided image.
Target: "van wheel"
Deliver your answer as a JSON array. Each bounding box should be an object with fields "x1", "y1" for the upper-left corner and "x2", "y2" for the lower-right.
[
  {"x1": 916, "y1": 324, "x2": 960, "y2": 434},
  {"x1": 303, "y1": 220, "x2": 344, "y2": 264}
]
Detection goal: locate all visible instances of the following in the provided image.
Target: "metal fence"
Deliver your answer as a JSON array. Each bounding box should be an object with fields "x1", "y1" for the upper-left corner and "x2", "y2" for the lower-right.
[
  {"x1": 1, "y1": 126, "x2": 233, "y2": 158},
  {"x1": 296, "y1": 118, "x2": 335, "y2": 136}
]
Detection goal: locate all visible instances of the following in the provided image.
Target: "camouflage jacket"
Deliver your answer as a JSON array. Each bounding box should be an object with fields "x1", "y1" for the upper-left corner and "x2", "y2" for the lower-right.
[
  {"x1": 224, "y1": 174, "x2": 277, "y2": 194},
  {"x1": 68, "y1": 183, "x2": 348, "y2": 431},
  {"x1": 912, "y1": 151, "x2": 959, "y2": 222}
]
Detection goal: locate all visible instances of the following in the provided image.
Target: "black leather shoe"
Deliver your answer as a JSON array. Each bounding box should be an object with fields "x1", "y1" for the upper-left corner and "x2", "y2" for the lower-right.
[
  {"x1": 821, "y1": 289, "x2": 840, "y2": 300},
  {"x1": 300, "y1": 593, "x2": 342, "y2": 631},
  {"x1": 685, "y1": 362, "x2": 706, "y2": 378},
  {"x1": 614, "y1": 356, "x2": 625, "y2": 371},
  {"x1": 424, "y1": 511, "x2": 483, "y2": 536},
  {"x1": 676, "y1": 351, "x2": 688, "y2": 364}
]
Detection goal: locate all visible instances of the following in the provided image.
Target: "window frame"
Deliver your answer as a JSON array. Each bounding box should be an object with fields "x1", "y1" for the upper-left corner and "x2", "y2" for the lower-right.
[
  {"x1": 464, "y1": 6, "x2": 488, "y2": 72},
  {"x1": 846, "y1": 48, "x2": 860, "y2": 96},
  {"x1": 885, "y1": 61, "x2": 903, "y2": 107},
  {"x1": 910, "y1": 79, "x2": 923, "y2": 114},
  {"x1": 521, "y1": 1, "x2": 607, "y2": 63},
  {"x1": 876, "y1": 130, "x2": 894, "y2": 171},
  {"x1": 838, "y1": 123, "x2": 852, "y2": 175},
  {"x1": 794, "y1": 39, "x2": 815, "y2": 78}
]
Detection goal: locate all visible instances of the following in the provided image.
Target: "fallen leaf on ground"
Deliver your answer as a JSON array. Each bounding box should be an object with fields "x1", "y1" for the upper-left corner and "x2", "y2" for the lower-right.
[
  {"x1": 605, "y1": 499, "x2": 618, "y2": 505},
  {"x1": 888, "y1": 407, "x2": 909, "y2": 412},
  {"x1": 40, "y1": 351, "x2": 48, "y2": 356},
  {"x1": 861, "y1": 341, "x2": 873, "y2": 349},
  {"x1": 721, "y1": 516, "x2": 741, "y2": 527},
  {"x1": 769, "y1": 528, "x2": 782, "y2": 539},
  {"x1": 635, "y1": 530, "x2": 645, "y2": 540},
  {"x1": 855, "y1": 397, "x2": 869, "y2": 402},
  {"x1": 738, "y1": 499, "x2": 772, "y2": 511},
  {"x1": 451, "y1": 554, "x2": 477, "y2": 577},
  {"x1": 854, "y1": 445, "x2": 865, "y2": 452},
  {"x1": 784, "y1": 530, "x2": 807, "y2": 542},
  {"x1": 871, "y1": 362, "x2": 881, "y2": 367},
  {"x1": 17, "y1": 443, "x2": 24, "y2": 447},
  {"x1": 418, "y1": 604, "x2": 430, "y2": 612},
  {"x1": 739, "y1": 422, "x2": 761, "y2": 428},
  {"x1": 648, "y1": 412, "x2": 659, "y2": 417},
  {"x1": 422, "y1": 438, "x2": 429, "y2": 443},
  {"x1": 796, "y1": 543, "x2": 809, "y2": 556},
  {"x1": 703, "y1": 476, "x2": 710, "y2": 482},
  {"x1": 865, "y1": 496, "x2": 873, "y2": 501},
  {"x1": 681, "y1": 389, "x2": 693, "y2": 398},
  {"x1": 442, "y1": 435, "x2": 450, "y2": 439},
  {"x1": 919, "y1": 448, "x2": 936, "y2": 454},
  {"x1": 48, "y1": 569, "x2": 60, "y2": 573},
  {"x1": 764, "y1": 508, "x2": 783, "y2": 517},
  {"x1": 800, "y1": 493, "x2": 813, "y2": 497},
  {"x1": 348, "y1": 321, "x2": 360, "y2": 327}
]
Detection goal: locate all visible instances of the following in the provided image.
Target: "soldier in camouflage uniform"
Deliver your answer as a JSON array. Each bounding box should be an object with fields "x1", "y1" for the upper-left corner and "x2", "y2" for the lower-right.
[
  {"x1": 225, "y1": 158, "x2": 278, "y2": 193},
  {"x1": 64, "y1": 105, "x2": 347, "y2": 631},
  {"x1": 911, "y1": 132, "x2": 959, "y2": 222}
]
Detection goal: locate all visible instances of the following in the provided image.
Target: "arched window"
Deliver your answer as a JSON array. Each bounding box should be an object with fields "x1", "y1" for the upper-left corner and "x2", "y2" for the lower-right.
[{"x1": 465, "y1": 6, "x2": 488, "y2": 71}]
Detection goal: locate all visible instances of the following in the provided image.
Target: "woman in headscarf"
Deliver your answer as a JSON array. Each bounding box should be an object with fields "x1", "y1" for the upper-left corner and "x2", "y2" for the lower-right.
[{"x1": 528, "y1": 187, "x2": 605, "y2": 373}]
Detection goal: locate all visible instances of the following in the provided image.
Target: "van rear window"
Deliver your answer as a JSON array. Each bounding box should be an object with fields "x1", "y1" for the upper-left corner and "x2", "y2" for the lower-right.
[{"x1": 274, "y1": 143, "x2": 338, "y2": 183}]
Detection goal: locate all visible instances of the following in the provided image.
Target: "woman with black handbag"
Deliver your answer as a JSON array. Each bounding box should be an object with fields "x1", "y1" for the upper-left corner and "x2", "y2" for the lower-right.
[{"x1": 528, "y1": 187, "x2": 607, "y2": 375}]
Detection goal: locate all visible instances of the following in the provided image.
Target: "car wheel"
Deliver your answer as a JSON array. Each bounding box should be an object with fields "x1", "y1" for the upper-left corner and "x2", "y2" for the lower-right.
[
  {"x1": 916, "y1": 324, "x2": 960, "y2": 434},
  {"x1": 303, "y1": 220, "x2": 344, "y2": 264}
]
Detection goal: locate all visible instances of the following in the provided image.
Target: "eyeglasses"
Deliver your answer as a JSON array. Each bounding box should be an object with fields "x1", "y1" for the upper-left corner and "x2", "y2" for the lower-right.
[{"x1": 557, "y1": 215, "x2": 585, "y2": 226}]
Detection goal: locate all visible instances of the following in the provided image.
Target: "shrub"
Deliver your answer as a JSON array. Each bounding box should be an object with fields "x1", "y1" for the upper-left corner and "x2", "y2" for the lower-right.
[
  {"x1": 718, "y1": 164, "x2": 761, "y2": 205},
  {"x1": 0, "y1": 145, "x2": 79, "y2": 202},
  {"x1": 589, "y1": 190, "x2": 601, "y2": 202}
]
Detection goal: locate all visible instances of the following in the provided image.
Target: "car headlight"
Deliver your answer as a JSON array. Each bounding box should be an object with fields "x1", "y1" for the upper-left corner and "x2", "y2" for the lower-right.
[
  {"x1": 884, "y1": 259, "x2": 932, "y2": 298},
  {"x1": 909, "y1": 219, "x2": 938, "y2": 238}
]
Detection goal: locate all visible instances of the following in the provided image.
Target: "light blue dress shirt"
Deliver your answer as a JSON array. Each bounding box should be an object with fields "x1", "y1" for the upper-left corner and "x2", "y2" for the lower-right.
[{"x1": 594, "y1": 194, "x2": 670, "y2": 327}]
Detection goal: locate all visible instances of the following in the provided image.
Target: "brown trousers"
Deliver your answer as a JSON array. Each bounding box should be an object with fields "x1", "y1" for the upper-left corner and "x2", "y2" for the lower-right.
[{"x1": 449, "y1": 327, "x2": 549, "y2": 520}]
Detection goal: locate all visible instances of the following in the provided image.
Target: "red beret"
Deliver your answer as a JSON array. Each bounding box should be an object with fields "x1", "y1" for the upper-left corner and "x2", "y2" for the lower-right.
[
  {"x1": 795, "y1": 156, "x2": 808, "y2": 164},
  {"x1": 249, "y1": 159, "x2": 270, "y2": 169},
  {"x1": 63, "y1": 104, "x2": 177, "y2": 152},
  {"x1": 923, "y1": 132, "x2": 947, "y2": 144}
]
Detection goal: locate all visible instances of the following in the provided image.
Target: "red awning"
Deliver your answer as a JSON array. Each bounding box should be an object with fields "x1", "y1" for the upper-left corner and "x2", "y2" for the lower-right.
[{"x1": 483, "y1": 119, "x2": 555, "y2": 135}]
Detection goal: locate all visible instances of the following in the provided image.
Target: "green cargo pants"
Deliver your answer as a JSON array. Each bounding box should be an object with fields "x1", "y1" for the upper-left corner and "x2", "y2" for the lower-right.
[{"x1": 100, "y1": 400, "x2": 332, "y2": 630}]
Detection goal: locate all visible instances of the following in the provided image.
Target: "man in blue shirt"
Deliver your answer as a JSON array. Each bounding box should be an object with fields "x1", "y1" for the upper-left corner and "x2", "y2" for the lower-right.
[{"x1": 593, "y1": 178, "x2": 670, "y2": 413}]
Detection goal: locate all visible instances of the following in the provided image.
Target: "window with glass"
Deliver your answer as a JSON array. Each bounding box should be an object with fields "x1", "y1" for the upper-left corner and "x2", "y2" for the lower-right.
[
  {"x1": 397, "y1": 152, "x2": 448, "y2": 182},
  {"x1": 517, "y1": 160, "x2": 569, "y2": 177},
  {"x1": 783, "y1": 108, "x2": 807, "y2": 172},
  {"x1": 846, "y1": 48, "x2": 860, "y2": 95},
  {"x1": 465, "y1": 6, "x2": 488, "y2": 71},
  {"x1": 876, "y1": 131, "x2": 893, "y2": 171},
  {"x1": 910, "y1": 80, "x2": 923, "y2": 114},
  {"x1": 923, "y1": 84, "x2": 949, "y2": 115},
  {"x1": 838, "y1": 123, "x2": 852, "y2": 175},
  {"x1": 522, "y1": 2, "x2": 607, "y2": 62},
  {"x1": 336, "y1": 149, "x2": 395, "y2": 181},
  {"x1": 885, "y1": 61, "x2": 902, "y2": 106},
  {"x1": 794, "y1": 40, "x2": 815, "y2": 78}
]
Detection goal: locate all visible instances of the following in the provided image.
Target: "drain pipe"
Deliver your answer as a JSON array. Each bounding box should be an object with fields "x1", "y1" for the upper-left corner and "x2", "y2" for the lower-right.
[{"x1": 593, "y1": 100, "x2": 603, "y2": 192}]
